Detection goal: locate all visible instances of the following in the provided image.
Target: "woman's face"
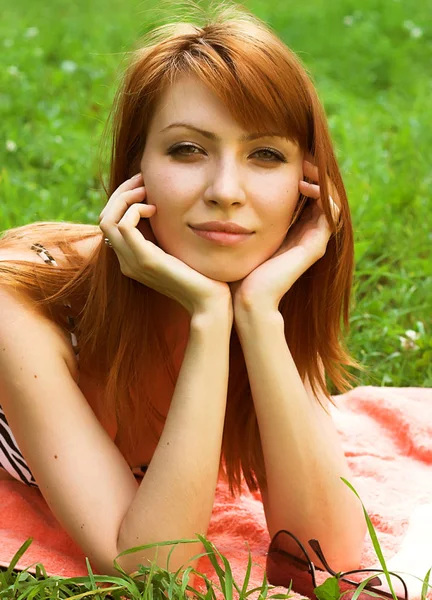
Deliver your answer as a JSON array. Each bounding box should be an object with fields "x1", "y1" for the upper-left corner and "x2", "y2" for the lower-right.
[{"x1": 139, "y1": 74, "x2": 304, "y2": 283}]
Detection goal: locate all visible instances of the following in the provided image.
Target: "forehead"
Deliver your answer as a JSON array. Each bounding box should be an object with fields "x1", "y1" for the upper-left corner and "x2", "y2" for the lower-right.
[
  {"x1": 151, "y1": 75, "x2": 234, "y2": 125},
  {"x1": 150, "y1": 75, "x2": 300, "y2": 148}
]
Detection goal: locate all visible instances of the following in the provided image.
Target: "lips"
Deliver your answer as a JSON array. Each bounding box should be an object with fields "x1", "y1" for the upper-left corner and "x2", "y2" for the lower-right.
[
  {"x1": 190, "y1": 226, "x2": 253, "y2": 246},
  {"x1": 190, "y1": 222, "x2": 252, "y2": 234}
]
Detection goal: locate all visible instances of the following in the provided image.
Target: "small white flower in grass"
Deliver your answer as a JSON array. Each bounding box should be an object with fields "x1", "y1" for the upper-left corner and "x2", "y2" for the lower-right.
[
  {"x1": 54, "y1": 135, "x2": 63, "y2": 144},
  {"x1": 405, "y1": 330, "x2": 420, "y2": 341},
  {"x1": 61, "y1": 60, "x2": 77, "y2": 73},
  {"x1": 410, "y1": 27, "x2": 423, "y2": 39},
  {"x1": 6, "y1": 140, "x2": 17, "y2": 152},
  {"x1": 24, "y1": 27, "x2": 39, "y2": 38},
  {"x1": 343, "y1": 15, "x2": 354, "y2": 26},
  {"x1": 403, "y1": 20, "x2": 423, "y2": 37},
  {"x1": 399, "y1": 330, "x2": 420, "y2": 351},
  {"x1": 7, "y1": 66, "x2": 20, "y2": 76}
]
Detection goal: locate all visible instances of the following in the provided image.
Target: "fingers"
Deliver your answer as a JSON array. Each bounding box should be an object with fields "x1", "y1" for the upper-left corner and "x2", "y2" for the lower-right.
[
  {"x1": 117, "y1": 203, "x2": 157, "y2": 258},
  {"x1": 99, "y1": 186, "x2": 147, "y2": 224},
  {"x1": 298, "y1": 179, "x2": 340, "y2": 225},
  {"x1": 299, "y1": 179, "x2": 320, "y2": 199},
  {"x1": 98, "y1": 173, "x2": 145, "y2": 223},
  {"x1": 99, "y1": 199, "x2": 157, "y2": 275},
  {"x1": 99, "y1": 173, "x2": 157, "y2": 263},
  {"x1": 301, "y1": 158, "x2": 341, "y2": 222},
  {"x1": 303, "y1": 158, "x2": 341, "y2": 203},
  {"x1": 303, "y1": 159, "x2": 319, "y2": 182},
  {"x1": 99, "y1": 185, "x2": 148, "y2": 249}
]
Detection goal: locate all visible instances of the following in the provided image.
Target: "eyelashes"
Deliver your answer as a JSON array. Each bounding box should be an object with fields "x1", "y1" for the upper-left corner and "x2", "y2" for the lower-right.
[{"x1": 166, "y1": 142, "x2": 287, "y2": 163}]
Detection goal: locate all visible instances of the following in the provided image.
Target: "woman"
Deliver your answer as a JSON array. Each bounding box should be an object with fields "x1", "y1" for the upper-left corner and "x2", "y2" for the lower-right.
[{"x1": 0, "y1": 1, "x2": 367, "y2": 581}]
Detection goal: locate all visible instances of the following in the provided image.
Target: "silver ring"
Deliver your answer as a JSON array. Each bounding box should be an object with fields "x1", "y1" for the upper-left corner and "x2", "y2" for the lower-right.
[{"x1": 104, "y1": 237, "x2": 113, "y2": 247}]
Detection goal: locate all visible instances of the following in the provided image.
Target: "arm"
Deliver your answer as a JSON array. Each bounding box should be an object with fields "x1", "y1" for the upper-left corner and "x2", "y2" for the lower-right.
[
  {"x1": 0, "y1": 284, "x2": 231, "y2": 580},
  {"x1": 234, "y1": 309, "x2": 367, "y2": 573},
  {"x1": 115, "y1": 306, "x2": 232, "y2": 576}
]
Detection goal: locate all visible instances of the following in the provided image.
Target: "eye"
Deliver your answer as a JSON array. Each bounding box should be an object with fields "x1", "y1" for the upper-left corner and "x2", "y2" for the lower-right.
[
  {"x1": 167, "y1": 143, "x2": 203, "y2": 157},
  {"x1": 166, "y1": 143, "x2": 287, "y2": 163},
  {"x1": 252, "y1": 148, "x2": 287, "y2": 163}
]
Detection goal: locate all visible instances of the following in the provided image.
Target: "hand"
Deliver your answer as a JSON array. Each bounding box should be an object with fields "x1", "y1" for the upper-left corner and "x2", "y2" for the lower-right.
[
  {"x1": 228, "y1": 156, "x2": 341, "y2": 315},
  {"x1": 99, "y1": 173, "x2": 233, "y2": 319}
]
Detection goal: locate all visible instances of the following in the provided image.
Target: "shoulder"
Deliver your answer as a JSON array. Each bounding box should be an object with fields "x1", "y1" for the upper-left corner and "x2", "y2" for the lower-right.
[
  {"x1": 0, "y1": 235, "x2": 101, "y2": 382},
  {"x1": 0, "y1": 284, "x2": 75, "y2": 385}
]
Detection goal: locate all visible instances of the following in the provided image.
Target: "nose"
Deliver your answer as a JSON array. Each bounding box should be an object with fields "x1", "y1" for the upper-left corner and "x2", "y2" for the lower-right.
[{"x1": 203, "y1": 157, "x2": 247, "y2": 207}]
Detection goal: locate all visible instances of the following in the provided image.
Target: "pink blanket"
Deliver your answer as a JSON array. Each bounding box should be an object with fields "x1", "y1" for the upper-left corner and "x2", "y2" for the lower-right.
[{"x1": 1, "y1": 386, "x2": 431, "y2": 599}]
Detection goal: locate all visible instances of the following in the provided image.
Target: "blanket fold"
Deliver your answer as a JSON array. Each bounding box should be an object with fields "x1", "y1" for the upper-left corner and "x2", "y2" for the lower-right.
[{"x1": 1, "y1": 386, "x2": 431, "y2": 600}]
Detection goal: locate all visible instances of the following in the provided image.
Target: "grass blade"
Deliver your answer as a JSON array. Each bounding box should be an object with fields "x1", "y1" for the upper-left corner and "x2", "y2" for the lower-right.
[{"x1": 340, "y1": 478, "x2": 398, "y2": 600}]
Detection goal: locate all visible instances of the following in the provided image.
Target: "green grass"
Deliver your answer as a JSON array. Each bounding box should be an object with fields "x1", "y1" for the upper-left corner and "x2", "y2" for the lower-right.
[{"x1": 0, "y1": 0, "x2": 431, "y2": 387}]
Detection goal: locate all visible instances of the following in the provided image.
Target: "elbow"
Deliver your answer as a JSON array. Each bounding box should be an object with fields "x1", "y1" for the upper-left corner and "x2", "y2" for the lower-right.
[
  {"x1": 318, "y1": 516, "x2": 367, "y2": 574},
  {"x1": 338, "y1": 506, "x2": 368, "y2": 573},
  {"x1": 105, "y1": 541, "x2": 203, "y2": 579},
  {"x1": 332, "y1": 551, "x2": 363, "y2": 574},
  {"x1": 94, "y1": 552, "x2": 168, "y2": 578}
]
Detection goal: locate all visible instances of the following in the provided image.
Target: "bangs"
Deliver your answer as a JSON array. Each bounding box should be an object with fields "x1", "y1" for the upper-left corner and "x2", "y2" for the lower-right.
[{"x1": 155, "y1": 33, "x2": 311, "y2": 150}]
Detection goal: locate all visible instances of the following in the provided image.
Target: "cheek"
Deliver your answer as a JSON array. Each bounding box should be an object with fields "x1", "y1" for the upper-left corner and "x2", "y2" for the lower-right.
[
  {"x1": 143, "y1": 166, "x2": 202, "y2": 210},
  {"x1": 255, "y1": 194, "x2": 299, "y2": 256},
  {"x1": 265, "y1": 184, "x2": 300, "y2": 228},
  {"x1": 287, "y1": 175, "x2": 302, "y2": 201}
]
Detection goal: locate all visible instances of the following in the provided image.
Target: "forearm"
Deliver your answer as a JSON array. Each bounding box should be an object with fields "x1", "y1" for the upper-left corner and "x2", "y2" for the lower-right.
[
  {"x1": 235, "y1": 309, "x2": 366, "y2": 572},
  {"x1": 115, "y1": 308, "x2": 232, "y2": 576}
]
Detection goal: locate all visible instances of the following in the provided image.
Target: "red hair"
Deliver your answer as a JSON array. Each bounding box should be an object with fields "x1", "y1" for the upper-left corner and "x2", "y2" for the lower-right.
[{"x1": 0, "y1": 1, "x2": 364, "y2": 497}]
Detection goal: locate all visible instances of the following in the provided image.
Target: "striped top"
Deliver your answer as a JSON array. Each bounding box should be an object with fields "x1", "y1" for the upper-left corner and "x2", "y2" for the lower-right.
[{"x1": 0, "y1": 242, "x2": 148, "y2": 487}]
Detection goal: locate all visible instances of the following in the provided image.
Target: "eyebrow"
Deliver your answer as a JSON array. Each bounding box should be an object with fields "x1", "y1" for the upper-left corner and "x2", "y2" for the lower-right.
[{"x1": 160, "y1": 121, "x2": 294, "y2": 143}]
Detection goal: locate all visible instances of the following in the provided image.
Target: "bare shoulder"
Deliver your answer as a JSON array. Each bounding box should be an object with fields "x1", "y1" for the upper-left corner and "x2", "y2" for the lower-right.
[
  {"x1": 0, "y1": 284, "x2": 75, "y2": 382},
  {"x1": 0, "y1": 235, "x2": 101, "y2": 382}
]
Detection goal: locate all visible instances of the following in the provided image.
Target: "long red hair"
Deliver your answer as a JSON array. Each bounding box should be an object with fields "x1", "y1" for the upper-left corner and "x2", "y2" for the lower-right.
[{"x1": 0, "y1": 1, "x2": 363, "y2": 497}]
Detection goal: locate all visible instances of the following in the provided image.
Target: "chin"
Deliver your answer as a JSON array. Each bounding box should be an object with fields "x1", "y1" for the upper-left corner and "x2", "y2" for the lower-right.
[{"x1": 195, "y1": 267, "x2": 249, "y2": 283}]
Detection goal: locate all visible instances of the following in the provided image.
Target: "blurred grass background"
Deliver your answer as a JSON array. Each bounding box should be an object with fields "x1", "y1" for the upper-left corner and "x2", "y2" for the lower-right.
[{"x1": 0, "y1": 0, "x2": 431, "y2": 389}]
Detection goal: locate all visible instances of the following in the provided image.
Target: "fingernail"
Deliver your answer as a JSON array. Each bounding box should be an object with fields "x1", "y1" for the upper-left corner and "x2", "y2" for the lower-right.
[{"x1": 132, "y1": 172, "x2": 142, "y2": 180}]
